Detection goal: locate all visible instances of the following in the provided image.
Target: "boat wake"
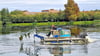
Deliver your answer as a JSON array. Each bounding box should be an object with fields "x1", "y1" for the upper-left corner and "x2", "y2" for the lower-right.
[{"x1": 86, "y1": 36, "x2": 99, "y2": 43}]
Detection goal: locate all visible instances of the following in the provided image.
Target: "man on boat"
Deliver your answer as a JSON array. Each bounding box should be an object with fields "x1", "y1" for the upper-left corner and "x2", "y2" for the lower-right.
[
  {"x1": 51, "y1": 25, "x2": 57, "y2": 30},
  {"x1": 46, "y1": 25, "x2": 57, "y2": 37}
]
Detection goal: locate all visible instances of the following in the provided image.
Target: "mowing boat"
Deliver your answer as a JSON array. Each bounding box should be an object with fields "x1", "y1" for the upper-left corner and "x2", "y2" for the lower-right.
[{"x1": 34, "y1": 26, "x2": 90, "y2": 45}]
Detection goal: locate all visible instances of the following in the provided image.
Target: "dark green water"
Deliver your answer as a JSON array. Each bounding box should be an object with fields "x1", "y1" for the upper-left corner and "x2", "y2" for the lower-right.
[{"x1": 0, "y1": 26, "x2": 100, "y2": 56}]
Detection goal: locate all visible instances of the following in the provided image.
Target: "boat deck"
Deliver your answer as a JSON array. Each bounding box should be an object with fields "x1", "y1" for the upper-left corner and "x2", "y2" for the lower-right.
[
  {"x1": 44, "y1": 37, "x2": 85, "y2": 41},
  {"x1": 42, "y1": 37, "x2": 88, "y2": 45}
]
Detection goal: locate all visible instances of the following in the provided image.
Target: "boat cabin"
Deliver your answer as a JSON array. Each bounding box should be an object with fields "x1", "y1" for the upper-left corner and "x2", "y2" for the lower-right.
[{"x1": 51, "y1": 28, "x2": 71, "y2": 38}]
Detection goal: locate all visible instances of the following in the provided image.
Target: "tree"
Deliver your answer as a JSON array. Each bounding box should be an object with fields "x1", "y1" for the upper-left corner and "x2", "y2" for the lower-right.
[
  {"x1": 57, "y1": 10, "x2": 66, "y2": 21},
  {"x1": 69, "y1": 14, "x2": 77, "y2": 21},
  {"x1": 0, "y1": 11, "x2": 1, "y2": 21},
  {"x1": 64, "y1": 0, "x2": 80, "y2": 21},
  {"x1": 93, "y1": 12, "x2": 100, "y2": 20},
  {"x1": 10, "y1": 10, "x2": 24, "y2": 15},
  {"x1": 1, "y1": 8, "x2": 9, "y2": 22},
  {"x1": 77, "y1": 12, "x2": 90, "y2": 21}
]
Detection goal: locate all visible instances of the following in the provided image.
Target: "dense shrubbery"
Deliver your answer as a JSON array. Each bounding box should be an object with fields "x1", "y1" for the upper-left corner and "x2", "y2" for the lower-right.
[
  {"x1": 9, "y1": 10, "x2": 66, "y2": 23},
  {"x1": 0, "y1": 8, "x2": 100, "y2": 23},
  {"x1": 9, "y1": 10, "x2": 100, "y2": 23}
]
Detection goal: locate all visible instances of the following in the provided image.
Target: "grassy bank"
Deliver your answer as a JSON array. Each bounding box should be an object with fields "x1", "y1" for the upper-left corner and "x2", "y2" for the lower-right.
[
  {"x1": 7, "y1": 22, "x2": 67, "y2": 26},
  {"x1": 0, "y1": 21, "x2": 2, "y2": 33},
  {"x1": 8, "y1": 23, "x2": 33, "y2": 26},
  {"x1": 7, "y1": 21, "x2": 95, "y2": 26},
  {"x1": 73, "y1": 21, "x2": 94, "y2": 25},
  {"x1": 0, "y1": 21, "x2": 2, "y2": 27},
  {"x1": 0, "y1": 21, "x2": 2, "y2": 25},
  {"x1": 94, "y1": 20, "x2": 100, "y2": 26}
]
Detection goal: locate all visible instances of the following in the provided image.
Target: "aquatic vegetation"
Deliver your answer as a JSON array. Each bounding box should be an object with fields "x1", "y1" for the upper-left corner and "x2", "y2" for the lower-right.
[{"x1": 19, "y1": 35, "x2": 23, "y2": 41}]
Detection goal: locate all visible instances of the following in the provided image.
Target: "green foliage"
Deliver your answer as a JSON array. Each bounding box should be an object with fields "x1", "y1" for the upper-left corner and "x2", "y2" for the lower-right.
[
  {"x1": 65, "y1": 0, "x2": 80, "y2": 21},
  {"x1": 93, "y1": 12, "x2": 100, "y2": 20},
  {"x1": 73, "y1": 21, "x2": 94, "y2": 25},
  {"x1": 8, "y1": 21, "x2": 95, "y2": 27},
  {"x1": 0, "y1": 8, "x2": 100, "y2": 24},
  {"x1": 1, "y1": 8, "x2": 9, "y2": 22},
  {"x1": 69, "y1": 14, "x2": 77, "y2": 21},
  {"x1": 57, "y1": 11, "x2": 66, "y2": 21},
  {"x1": 10, "y1": 10, "x2": 24, "y2": 15},
  {"x1": 0, "y1": 21, "x2": 2, "y2": 26},
  {"x1": 10, "y1": 14, "x2": 35, "y2": 23},
  {"x1": 8, "y1": 22, "x2": 67, "y2": 26},
  {"x1": 0, "y1": 14, "x2": 1, "y2": 21},
  {"x1": 7, "y1": 10, "x2": 100, "y2": 24},
  {"x1": 0, "y1": 21, "x2": 2, "y2": 33},
  {"x1": 8, "y1": 23, "x2": 33, "y2": 26},
  {"x1": 9, "y1": 11, "x2": 66, "y2": 23},
  {"x1": 78, "y1": 12, "x2": 90, "y2": 21},
  {"x1": 37, "y1": 22, "x2": 67, "y2": 26}
]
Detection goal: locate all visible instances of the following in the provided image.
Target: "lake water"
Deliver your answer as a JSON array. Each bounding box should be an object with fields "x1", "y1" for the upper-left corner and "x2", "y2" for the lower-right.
[{"x1": 0, "y1": 26, "x2": 100, "y2": 56}]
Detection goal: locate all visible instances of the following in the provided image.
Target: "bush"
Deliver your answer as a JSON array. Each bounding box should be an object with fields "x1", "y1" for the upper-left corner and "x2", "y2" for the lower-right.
[{"x1": 0, "y1": 21, "x2": 2, "y2": 26}]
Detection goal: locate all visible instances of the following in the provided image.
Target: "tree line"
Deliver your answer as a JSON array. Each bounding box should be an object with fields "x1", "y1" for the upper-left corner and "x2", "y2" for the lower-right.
[{"x1": 0, "y1": 8, "x2": 100, "y2": 24}]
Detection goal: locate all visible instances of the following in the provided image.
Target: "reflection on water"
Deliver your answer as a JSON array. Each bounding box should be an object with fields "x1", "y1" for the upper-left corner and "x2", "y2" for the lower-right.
[
  {"x1": 0, "y1": 26, "x2": 100, "y2": 56},
  {"x1": 0, "y1": 25, "x2": 100, "y2": 35},
  {"x1": 0, "y1": 26, "x2": 34, "y2": 34},
  {"x1": 49, "y1": 46, "x2": 71, "y2": 56},
  {"x1": 0, "y1": 26, "x2": 11, "y2": 34},
  {"x1": 19, "y1": 42, "x2": 88, "y2": 56}
]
